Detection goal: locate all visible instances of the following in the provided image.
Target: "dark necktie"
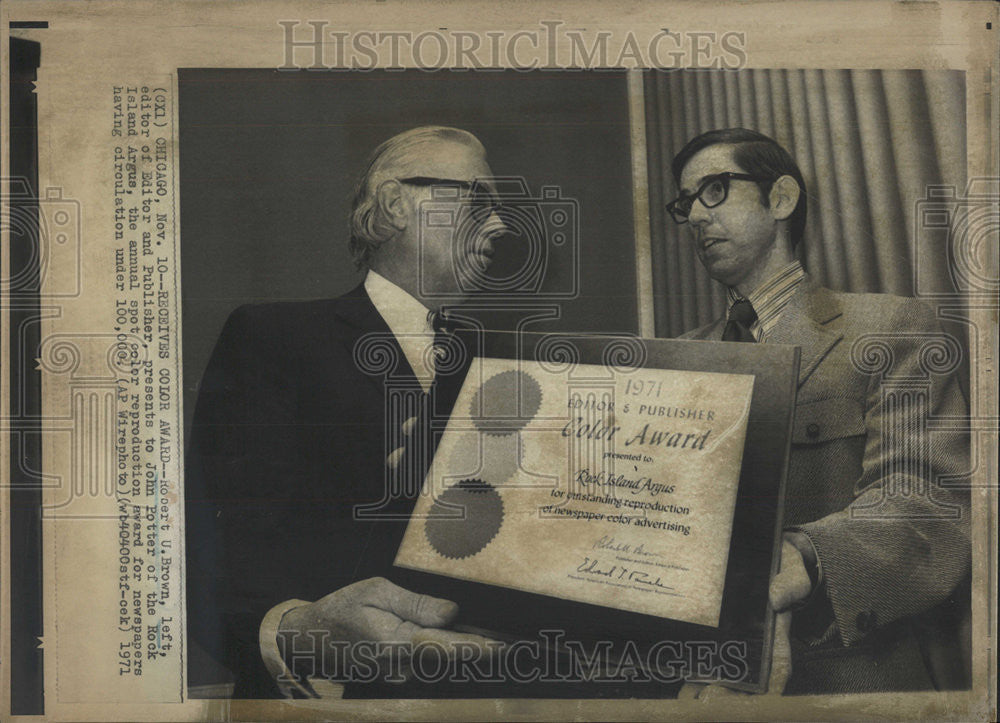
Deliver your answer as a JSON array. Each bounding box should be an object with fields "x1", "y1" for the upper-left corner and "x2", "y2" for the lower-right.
[
  {"x1": 427, "y1": 309, "x2": 467, "y2": 420},
  {"x1": 429, "y1": 310, "x2": 454, "y2": 372},
  {"x1": 386, "y1": 312, "x2": 460, "y2": 509},
  {"x1": 722, "y1": 299, "x2": 758, "y2": 342}
]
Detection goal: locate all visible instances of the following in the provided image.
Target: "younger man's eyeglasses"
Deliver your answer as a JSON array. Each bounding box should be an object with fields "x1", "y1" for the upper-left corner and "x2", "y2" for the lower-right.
[{"x1": 666, "y1": 172, "x2": 770, "y2": 224}]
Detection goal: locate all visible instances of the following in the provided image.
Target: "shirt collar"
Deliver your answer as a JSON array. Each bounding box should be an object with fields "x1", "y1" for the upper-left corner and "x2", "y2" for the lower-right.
[
  {"x1": 364, "y1": 270, "x2": 434, "y2": 335},
  {"x1": 726, "y1": 260, "x2": 806, "y2": 341}
]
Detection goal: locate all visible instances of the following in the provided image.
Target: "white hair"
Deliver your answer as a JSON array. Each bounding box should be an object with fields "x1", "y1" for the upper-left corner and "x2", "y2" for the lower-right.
[{"x1": 348, "y1": 126, "x2": 484, "y2": 268}]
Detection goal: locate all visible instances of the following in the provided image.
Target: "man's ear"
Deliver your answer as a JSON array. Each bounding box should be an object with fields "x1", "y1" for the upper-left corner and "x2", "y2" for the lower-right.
[
  {"x1": 376, "y1": 179, "x2": 408, "y2": 232},
  {"x1": 768, "y1": 175, "x2": 800, "y2": 221}
]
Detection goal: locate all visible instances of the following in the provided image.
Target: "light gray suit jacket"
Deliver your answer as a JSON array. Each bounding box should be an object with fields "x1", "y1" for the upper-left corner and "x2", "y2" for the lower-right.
[{"x1": 682, "y1": 276, "x2": 970, "y2": 693}]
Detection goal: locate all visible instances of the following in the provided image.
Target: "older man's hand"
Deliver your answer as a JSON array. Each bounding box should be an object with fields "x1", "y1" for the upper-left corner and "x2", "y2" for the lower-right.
[{"x1": 278, "y1": 577, "x2": 497, "y2": 682}]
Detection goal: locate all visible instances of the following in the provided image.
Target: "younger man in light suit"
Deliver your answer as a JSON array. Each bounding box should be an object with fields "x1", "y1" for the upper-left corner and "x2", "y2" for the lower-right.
[{"x1": 670, "y1": 128, "x2": 970, "y2": 695}]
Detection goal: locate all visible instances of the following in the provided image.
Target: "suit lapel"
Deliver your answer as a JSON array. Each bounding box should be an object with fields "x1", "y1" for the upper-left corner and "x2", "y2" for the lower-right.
[
  {"x1": 330, "y1": 283, "x2": 420, "y2": 393},
  {"x1": 768, "y1": 277, "x2": 844, "y2": 388}
]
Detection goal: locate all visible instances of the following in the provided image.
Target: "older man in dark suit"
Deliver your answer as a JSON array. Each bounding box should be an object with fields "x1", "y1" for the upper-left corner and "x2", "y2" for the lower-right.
[
  {"x1": 185, "y1": 126, "x2": 508, "y2": 698},
  {"x1": 670, "y1": 128, "x2": 970, "y2": 695}
]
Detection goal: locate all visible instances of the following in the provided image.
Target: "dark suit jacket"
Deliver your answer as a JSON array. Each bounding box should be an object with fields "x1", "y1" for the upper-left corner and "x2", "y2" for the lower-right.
[
  {"x1": 186, "y1": 285, "x2": 685, "y2": 700},
  {"x1": 681, "y1": 277, "x2": 971, "y2": 694},
  {"x1": 185, "y1": 284, "x2": 470, "y2": 697}
]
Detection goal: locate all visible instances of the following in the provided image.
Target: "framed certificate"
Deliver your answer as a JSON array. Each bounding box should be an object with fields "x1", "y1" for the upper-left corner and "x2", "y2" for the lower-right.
[{"x1": 393, "y1": 330, "x2": 800, "y2": 692}]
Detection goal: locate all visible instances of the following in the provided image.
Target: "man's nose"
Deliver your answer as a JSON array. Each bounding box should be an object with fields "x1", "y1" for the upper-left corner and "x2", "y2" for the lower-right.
[
  {"x1": 480, "y1": 209, "x2": 508, "y2": 238},
  {"x1": 687, "y1": 199, "x2": 711, "y2": 227}
]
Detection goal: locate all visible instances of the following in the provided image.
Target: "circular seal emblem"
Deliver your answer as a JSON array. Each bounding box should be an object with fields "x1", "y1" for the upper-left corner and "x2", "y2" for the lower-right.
[
  {"x1": 425, "y1": 479, "x2": 504, "y2": 560},
  {"x1": 447, "y1": 430, "x2": 522, "y2": 487},
  {"x1": 470, "y1": 369, "x2": 542, "y2": 435}
]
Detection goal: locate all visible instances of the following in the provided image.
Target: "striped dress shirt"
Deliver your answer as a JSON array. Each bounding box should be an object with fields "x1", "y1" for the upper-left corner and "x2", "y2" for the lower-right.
[{"x1": 726, "y1": 260, "x2": 806, "y2": 342}]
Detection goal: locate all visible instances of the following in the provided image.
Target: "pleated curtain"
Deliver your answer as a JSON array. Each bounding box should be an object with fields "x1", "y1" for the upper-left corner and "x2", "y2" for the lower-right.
[{"x1": 644, "y1": 69, "x2": 967, "y2": 338}]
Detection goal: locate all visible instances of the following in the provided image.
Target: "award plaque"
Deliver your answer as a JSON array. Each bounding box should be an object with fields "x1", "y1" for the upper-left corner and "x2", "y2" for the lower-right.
[{"x1": 394, "y1": 330, "x2": 800, "y2": 692}]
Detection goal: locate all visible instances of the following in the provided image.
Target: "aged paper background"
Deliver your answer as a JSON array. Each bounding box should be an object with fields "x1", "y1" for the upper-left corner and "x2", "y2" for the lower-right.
[{"x1": 1, "y1": 1, "x2": 997, "y2": 720}]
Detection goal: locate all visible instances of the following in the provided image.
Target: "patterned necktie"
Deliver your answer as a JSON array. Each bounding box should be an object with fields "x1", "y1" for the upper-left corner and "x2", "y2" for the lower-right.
[
  {"x1": 722, "y1": 299, "x2": 758, "y2": 342},
  {"x1": 429, "y1": 310, "x2": 455, "y2": 374},
  {"x1": 388, "y1": 311, "x2": 457, "y2": 506},
  {"x1": 428, "y1": 309, "x2": 466, "y2": 412},
  {"x1": 419, "y1": 313, "x2": 465, "y2": 481}
]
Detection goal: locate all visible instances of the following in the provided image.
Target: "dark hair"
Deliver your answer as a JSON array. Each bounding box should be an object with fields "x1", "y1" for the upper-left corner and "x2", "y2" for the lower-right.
[{"x1": 671, "y1": 128, "x2": 807, "y2": 248}]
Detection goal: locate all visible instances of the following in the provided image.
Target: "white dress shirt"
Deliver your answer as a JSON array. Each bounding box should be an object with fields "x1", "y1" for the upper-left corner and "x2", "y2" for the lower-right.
[{"x1": 364, "y1": 269, "x2": 437, "y2": 392}]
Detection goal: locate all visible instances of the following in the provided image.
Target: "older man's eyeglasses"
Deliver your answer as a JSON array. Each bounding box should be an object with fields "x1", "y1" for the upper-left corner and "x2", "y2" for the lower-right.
[
  {"x1": 397, "y1": 176, "x2": 503, "y2": 220},
  {"x1": 666, "y1": 172, "x2": 770, "y2": 224}
]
